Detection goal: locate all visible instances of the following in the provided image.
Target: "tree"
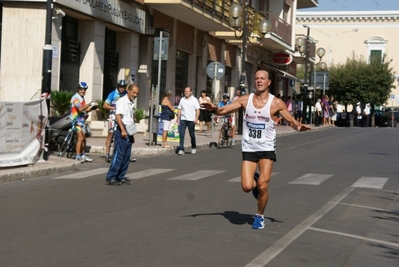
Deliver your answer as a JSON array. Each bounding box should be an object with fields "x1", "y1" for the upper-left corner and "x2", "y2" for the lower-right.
[{"x1": 329, "y1": 52, "x2": 395, "y2": 106}]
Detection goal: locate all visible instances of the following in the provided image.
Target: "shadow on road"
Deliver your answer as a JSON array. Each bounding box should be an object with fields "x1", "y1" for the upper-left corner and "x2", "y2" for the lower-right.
[{"x1": 184, "y1": 210, "x2": 282, "y2": 226}]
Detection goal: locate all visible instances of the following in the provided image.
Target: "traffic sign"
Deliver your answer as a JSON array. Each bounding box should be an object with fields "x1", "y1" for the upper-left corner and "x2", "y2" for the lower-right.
[
  {"x1": 206, "y1": 61, "x2": 225, "y2": 80},
  {"x1": 153, "y1": 37, "x2": 169, "y2": 60},
  {"x1": 390, "y1": 94, "x2": 395, "y2": 99}
]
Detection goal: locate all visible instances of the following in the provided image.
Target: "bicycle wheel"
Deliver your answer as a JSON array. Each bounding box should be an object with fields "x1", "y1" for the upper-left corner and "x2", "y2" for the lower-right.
[
  {"x1": 217, "y1": 127, "x2": 225, "y2": 149},
  {"x1": 226, "y1": 126, "x2": 233, "y2": 148},
  {"x1": 57, "y1": 132, "x2": 73, "y2": 157},
  {"x1": 66, "y1": 132, "x2": 77, "y2": 159}
]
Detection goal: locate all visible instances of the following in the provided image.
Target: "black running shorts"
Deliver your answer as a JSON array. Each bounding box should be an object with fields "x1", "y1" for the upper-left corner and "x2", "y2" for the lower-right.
[{"x1": 242, "y1": 151, "x2": 276, "y2": 162}]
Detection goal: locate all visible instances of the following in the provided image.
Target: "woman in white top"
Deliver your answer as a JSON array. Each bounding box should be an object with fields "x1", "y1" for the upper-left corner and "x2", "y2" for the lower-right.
[{"x1": 198, "y1": 90, "x2": 212, "y2": 132}]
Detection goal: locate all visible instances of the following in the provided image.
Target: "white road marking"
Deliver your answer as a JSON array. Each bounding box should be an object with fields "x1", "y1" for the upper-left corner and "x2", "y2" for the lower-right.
[
  {"x1": 227, "y1": 172, "x2": 279, "y2": 182},
  {"x1": 288, "y1": 173, "x2": 333, "y2": 185},
  {"x1": 53, "y1": 168, "x2": 109, "y2": 179},
  {"x1": 309, "y1": 227, "x2": 399, "y2": 248},
  {"x1": 245, "y1": 187, "x2": 354, "y2": 267},
  {"x1": 339, "y1": 202, "x2": 398, "y2": 213},
  {"x1": 168, "y1": 170, "x2": 225, "y2": 181},
  {"x1": 127, "y1": 168, "x2": 174, "y2": 179},
  {"x1": 351, "y1": 177, "x2": 389, "y2": 189}
]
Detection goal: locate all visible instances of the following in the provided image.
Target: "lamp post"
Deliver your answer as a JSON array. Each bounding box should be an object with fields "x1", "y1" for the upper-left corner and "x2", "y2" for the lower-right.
[
  {"x1": 229, "y1": 1, "x2": 271, "y2": 134},
  {"x1": 297, "y1": 26, "x2": 311, "y2": 124},
  {"x1": 41, "y1": 0, "x2": 53, "y2": 161},
  {"x1": 296, "y1": 26, "x2": 326, "y2": 124},
  {"x1": 229, "y1": 2, "x2": 247, "y2": 135}
]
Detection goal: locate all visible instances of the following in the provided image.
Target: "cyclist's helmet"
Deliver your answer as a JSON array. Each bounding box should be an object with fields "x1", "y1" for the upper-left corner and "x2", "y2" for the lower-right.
[
  {"x1": 222, "y1": 93, "x2": 230, "y2": 99},
  {"x1": 77, "y1": 82, "x2": 88, "y2": 90},
  {"x1": 117, "y1": 79, "x2": 127, "y2": 87}
]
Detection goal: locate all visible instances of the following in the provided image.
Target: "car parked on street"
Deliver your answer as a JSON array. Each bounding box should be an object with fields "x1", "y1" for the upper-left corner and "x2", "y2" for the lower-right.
[
  {"x1": 380, "y1": 110, "x2": 399, "y2": 127},
  {"x1": 373, "y1": 110, "x2": 384, "y2": 127}
]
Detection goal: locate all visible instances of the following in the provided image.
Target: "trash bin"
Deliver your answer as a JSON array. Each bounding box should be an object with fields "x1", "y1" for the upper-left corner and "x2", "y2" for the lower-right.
[
  {"x1": 148, "y1": 115, "x2": 160, "y2": 146},
  {"x1": 148, "y1": 115, "x2": 159, "y2": 133}
]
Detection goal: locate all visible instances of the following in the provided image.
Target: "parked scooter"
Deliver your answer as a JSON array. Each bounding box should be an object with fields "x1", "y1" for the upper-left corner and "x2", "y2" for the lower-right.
[{"x1": 47, "y1": 114, "x2": 73, "y2": 149}]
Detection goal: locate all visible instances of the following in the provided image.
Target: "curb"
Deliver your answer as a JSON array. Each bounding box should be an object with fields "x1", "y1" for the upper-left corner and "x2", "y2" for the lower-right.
[{"x1": 0, "y1": 157, "x2": 81, "y2": 183}]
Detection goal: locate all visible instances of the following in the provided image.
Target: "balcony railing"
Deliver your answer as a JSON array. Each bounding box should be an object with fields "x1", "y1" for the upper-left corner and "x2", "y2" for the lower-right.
[
  {"x1": 255, "y1": 11, "x2": 292, "y2": 45},
  {"x1": 187, "y1": 0, "x2": 231, "y2": 26}
]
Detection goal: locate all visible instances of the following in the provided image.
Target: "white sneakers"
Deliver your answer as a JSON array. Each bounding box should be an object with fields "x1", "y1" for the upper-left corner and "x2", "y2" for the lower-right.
[{"x1": 177, "y1": 149, "x2": 196, "y2": 155}]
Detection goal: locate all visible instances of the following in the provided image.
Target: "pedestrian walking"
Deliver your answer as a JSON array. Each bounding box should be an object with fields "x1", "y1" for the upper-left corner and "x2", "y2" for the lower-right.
[
  {"x1": 198, "y1": 90, "x2": 212, "y2": 132},
  {"x1": 363, "y1": 103, "x2": 371, "y2": 127},
  {"x1": 296, "y1": 97, "x2": 303, "y2": 123},
  {"x1": 315, "y1": 98, "x2": 322, "y2": 126},
  {"x1": 160, "y1": 89, "x2": 175, "y2": 148},
  {"x1": 177, "y1": 87, "x2": 200, "y2": 155},
  {"x1": 356, "y1": 102, "x2": 362, "y2": 127},
  {"x1": 105, "y1": 84, "x2": 140, "y2": 185},
  {"x1": 202, "y1": 70, "x2": 311, "y2": 229}
]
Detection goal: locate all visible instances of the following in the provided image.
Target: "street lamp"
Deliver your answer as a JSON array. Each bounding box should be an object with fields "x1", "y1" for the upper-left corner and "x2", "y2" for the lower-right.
[
  {"x1": 229, "y1": 1, "x2": 271, "y2": 134},
  {"x1": 41, "y1": 0, "x2": 53, "y2": 161},
  {"x1": 296, "y1": 25, "x2": 326, "y2": 124}
]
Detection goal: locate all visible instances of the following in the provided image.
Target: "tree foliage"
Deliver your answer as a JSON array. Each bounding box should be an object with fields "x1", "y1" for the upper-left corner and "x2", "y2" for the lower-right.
[{"x1": 328, "y1": 52, "x2": 395, "y2": 106}]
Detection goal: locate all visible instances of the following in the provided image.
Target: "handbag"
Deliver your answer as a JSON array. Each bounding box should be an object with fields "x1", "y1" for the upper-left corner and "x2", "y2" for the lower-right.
[
  {"x1": 125, "y1": 122, "x2": 137, "y2": 136},
  {"x1": 169, "y1": 111, "x2": 175, "y2": 120}
]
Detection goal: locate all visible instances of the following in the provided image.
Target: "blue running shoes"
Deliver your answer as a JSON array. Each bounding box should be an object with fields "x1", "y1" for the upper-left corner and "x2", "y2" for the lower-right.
[{"x1": 252, "y1": 214, "x2": 265, "y2": 229}]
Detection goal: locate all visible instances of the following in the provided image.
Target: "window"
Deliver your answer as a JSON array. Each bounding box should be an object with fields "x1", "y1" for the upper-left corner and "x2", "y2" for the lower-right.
[
  {"x1": 251, "y1": 0, "x2": 269, "y2": 12},
  {"x1": 175, "y1": 50, "x2": 189, "y2": 105},
  {"x1": 370, "y1": 50, "x2": 382, "y2": 64},
  {"x1": 365, "y1": 36, "x2": 386, "y2": 64}
]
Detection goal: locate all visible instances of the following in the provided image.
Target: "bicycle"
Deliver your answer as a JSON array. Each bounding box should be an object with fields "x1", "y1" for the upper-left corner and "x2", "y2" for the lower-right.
[
  {"x1": 217, "y1": 115, "x2": 233, "y2": 149},
  {"x1": 57, "y1": 120, "x2": 90, "y2": 158}
]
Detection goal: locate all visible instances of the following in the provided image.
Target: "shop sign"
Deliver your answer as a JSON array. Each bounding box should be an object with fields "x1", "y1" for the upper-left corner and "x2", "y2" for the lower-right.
[
  {"x1": 56, "y1": 0, "x2": 146, "y2": 33},
  {"x1": 272, "y1": 52, "x2": 293, "y2": 66}
]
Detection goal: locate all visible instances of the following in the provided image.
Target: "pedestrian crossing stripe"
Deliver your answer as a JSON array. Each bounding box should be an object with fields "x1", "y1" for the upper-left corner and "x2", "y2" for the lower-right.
[
  {"x1": 168, "y1": 170, "x2": 226, "y2": 181},
  {"x1": 127, "y1": 168, "x2": 174, "y2": 179},
  {"x1": 227, "y1": 172, "x2": 279, "y2": 182},
  {"x1": 288, "y1": 173, "x2": 333, "y2": 185},
  {"x1": 53, "y1": 168, "x2": 109, "y2": 179},
  {"x1": 351, "y1": 177, "x2": 388, "y2": 189},
  {"x1": 53, "y1": 169, "x2": 391, "y2": 190}
]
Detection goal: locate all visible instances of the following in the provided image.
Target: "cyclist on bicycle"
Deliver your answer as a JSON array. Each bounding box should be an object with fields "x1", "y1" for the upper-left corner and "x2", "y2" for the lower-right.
[
  {"x1": 70, "y1": 82, "x2": 98, "y2": 162},
  {"x1": 218, "y1": 93, "x2": 236, "y2": 144},
  {"x1": 103, "y1": 79, "x2": 127, "y2": 162}
]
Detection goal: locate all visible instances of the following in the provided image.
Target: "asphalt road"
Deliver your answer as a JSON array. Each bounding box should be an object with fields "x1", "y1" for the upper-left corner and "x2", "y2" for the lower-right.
[{"x1": 1, "y1": 127, "x2": 398, "y2": 267}]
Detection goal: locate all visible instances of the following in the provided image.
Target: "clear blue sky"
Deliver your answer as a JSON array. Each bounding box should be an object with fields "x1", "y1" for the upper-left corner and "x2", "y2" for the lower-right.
[{"x1": 305, "y1": 0, "x2": 399, "y2": 11}]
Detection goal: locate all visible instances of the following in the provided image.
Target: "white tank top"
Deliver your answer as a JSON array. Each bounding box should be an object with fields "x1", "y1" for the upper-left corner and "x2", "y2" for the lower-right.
[{"x1": 242, "y1": 93, "x2": 276, "y2": 152}]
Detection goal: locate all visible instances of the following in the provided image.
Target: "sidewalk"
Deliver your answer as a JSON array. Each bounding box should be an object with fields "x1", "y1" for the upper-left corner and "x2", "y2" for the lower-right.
[{"x1": 0, "y1": 124, "x2": 328, "y2": 183}]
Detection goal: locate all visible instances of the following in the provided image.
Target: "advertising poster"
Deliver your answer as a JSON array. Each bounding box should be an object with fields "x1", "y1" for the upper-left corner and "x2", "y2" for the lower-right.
[{"x1": 0, "y1": 100, "x2": 47, "y2": 167}]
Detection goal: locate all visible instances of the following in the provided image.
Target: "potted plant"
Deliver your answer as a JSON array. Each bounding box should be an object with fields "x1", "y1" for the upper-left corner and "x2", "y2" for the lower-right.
[
  {"x1": 95, "y1": 100, "x2": 109, "y2": 121},
  {"x1": 134, "y1": 108, "x2": 145, "y2": 123},
  {"x1": 51, "y1": 90, "x2": 74, "y2": 116}
]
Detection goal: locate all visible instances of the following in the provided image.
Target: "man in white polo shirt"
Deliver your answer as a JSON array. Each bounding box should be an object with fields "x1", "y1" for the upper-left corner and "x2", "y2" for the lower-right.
[
  {"x1": 105, "y1": 84, "x2": 139, "y2": 185},
  {"x1": 177, "y1": 87, "x2": 200, "y2": 155}
]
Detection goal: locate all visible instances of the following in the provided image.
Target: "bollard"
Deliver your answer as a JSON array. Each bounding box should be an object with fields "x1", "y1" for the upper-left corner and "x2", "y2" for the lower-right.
[{"x1": 349, "y1": 113, "x2": 354, "y2": 127}]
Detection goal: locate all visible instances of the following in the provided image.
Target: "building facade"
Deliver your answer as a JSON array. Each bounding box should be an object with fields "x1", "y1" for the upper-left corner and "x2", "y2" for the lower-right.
[
  {"x1": 0, "y1": 0, "x2": 318, "y2": 135},
  {"x1": 296, "y1": 10, "x2": 399, "y2": 107}
]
